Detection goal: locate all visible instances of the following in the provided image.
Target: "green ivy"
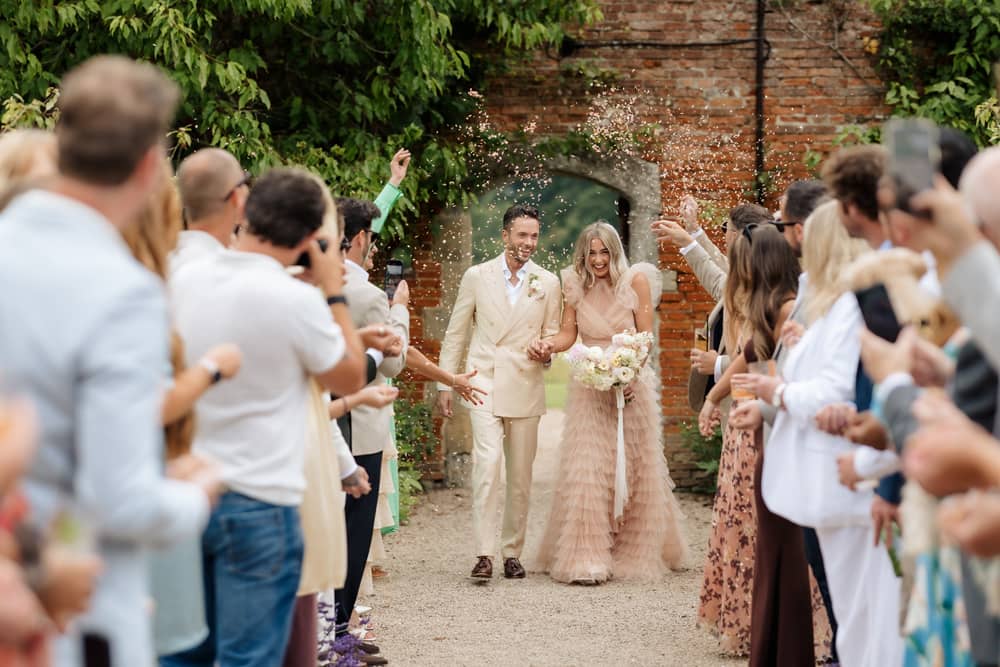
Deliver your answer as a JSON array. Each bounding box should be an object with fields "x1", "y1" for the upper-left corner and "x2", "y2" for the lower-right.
[
  {"x1": 392, "y1": 396, "x2": 437, "y2": 523},
  {"x1": 679, "y1": 420, "x2": 723, "y2": 495},
  {"x1": 868, "y1": 0, "x2": 1000, "y2": 146},
  {"x1": 0, "y1": 0, "x2": 601, "y2": 243}
]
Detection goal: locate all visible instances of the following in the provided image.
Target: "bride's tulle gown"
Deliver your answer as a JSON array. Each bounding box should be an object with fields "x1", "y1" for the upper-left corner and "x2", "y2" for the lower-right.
[{"x1": 534, "y1": 263, "x2": 689, "y2": 583}]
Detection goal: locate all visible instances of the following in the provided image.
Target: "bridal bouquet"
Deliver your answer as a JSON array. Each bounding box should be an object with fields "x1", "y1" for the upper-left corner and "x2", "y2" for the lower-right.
[
  {"x1": 564, "y1": 330, "x2": 654, "y2": 522},
  {"x1": 566, "y1": 331, "x2": 654, "y2": 391}
]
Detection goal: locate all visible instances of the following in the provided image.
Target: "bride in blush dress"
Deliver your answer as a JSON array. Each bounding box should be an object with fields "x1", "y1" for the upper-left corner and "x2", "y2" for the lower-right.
[{"x1": 530, "y1": 221, "x2": 688, "y2": 585}]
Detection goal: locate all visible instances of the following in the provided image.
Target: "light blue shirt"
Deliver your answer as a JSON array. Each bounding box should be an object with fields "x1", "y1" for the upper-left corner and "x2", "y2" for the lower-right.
[{"x1": 0, "y1": 190, "x2": 209, "y2": 667}]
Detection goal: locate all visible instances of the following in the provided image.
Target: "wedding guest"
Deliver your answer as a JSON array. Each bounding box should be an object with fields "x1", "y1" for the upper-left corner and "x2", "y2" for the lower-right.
[
  {"x1": 724, "y1": 225, "x2": 832, "y2": 665},
  {"x1": 332, "y1": 196, "x2": 410, "y2": 661},
  {"x1": 693, "y1": 218, "x2": 761, "y2": 656},
  {"x1": 118, "y1": 160, "x2": 243, "y2": 659},
  {"x1": 773, "y1": 179, "x2": 827, "y2": 257},
  {"x1": 164, "y1": 168, "x2": 370, "y2": 666},
  {"x1": 0, "y1": 55, "x2": 217, "y2": 667},
  {"x1": 531, "y1": 222, "x2": 687, "y2": 584},
  {"x1": 171, "y1": 148, "x2": 249, "y2": 275},
  {"x1": 737, "y1": 206, "x2": 904, "y2": 667}
]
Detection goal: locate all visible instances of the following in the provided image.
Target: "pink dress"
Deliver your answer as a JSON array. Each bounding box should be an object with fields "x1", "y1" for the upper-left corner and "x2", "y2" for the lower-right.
[{"x1": 535, "y1": 264, "x2": 689, "y2": 583}]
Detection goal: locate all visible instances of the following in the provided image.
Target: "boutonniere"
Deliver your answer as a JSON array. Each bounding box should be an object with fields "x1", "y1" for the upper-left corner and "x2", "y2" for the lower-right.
[{"x1": 526, "y1": 273, "x2": 543, "y2": 300}]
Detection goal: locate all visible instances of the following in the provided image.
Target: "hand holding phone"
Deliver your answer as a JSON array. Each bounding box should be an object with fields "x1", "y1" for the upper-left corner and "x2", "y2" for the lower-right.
[
  {"x1": 384, "y1": 259, "x2": 404, "y2": 300},
  {"x1": 295, "y1": 238, "x2": 329, "y2": 269}
]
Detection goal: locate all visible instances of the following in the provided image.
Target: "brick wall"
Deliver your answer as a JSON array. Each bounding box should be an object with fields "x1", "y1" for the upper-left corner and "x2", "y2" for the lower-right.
[{"x1": 400, "y1": 0, "x2": 888, "y2": 488}]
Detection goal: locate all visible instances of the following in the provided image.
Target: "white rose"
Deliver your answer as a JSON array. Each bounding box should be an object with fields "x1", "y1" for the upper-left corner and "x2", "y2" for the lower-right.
[
  {"x1": 613, "y1": 366, "x2": 635, "y2": 384},
  {"x1": 587, "y1": 346, "x2": 604, "y2": 363}
]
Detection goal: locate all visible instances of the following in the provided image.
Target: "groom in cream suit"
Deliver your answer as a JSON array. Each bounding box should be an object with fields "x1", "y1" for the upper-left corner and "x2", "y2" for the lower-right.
[{"x1": 438, "y1": 204, "x2": 561, "y2": 580}]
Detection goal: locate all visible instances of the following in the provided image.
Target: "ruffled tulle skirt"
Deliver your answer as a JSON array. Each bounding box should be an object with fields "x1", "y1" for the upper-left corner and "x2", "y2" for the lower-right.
[{"x1": 534, "y1": 377, "x2": 688, "y2": 583}]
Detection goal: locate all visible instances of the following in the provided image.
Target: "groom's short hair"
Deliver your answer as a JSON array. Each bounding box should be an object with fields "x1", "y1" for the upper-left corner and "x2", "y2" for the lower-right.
[{"x1": 502, "y1": 203, "x2": 540, "y2": 231}]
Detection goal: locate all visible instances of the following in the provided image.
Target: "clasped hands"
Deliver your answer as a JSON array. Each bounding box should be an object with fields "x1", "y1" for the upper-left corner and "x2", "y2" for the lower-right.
[{"x1": 527, "y1": 338, "x2": 553, "y2": 363}]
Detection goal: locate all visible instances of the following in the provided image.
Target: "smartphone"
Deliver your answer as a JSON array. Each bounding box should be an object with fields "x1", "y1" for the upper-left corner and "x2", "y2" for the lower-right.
[
  {"x1": 384, "y1": 259, "x2": 404, "y2": 300},
  {"x1": 82, "y1": 633, "x2": 112, "y2": 667},
  {"x1": 855, "y1": 283, "x2": 901, "y2": 342},
  {"x1": 295, "y1": 238, "x2": 329, "y2": 269},
  {"x1": 884, "y1": 118, "x2": 940, "y2": 213}
]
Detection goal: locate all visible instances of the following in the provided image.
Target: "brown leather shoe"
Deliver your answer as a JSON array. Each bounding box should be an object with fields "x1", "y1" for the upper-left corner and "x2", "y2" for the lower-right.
[
  {"x1": 470, "y1": 556, "x2": 493, "y2": 579},
  {"x1": 504, "y1": 557, "x2": 526, "y2": 579}
]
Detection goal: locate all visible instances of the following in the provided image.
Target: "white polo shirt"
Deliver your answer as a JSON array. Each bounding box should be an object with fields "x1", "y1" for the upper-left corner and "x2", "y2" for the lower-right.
[{"x1": 172, "y1": 249, "x2": 346, "y2": 506}]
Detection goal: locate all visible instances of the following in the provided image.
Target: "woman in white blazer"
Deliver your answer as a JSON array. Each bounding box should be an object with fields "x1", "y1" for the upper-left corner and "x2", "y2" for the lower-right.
[{"x1": 736, "y1": 201, "x2": 903, "y2": 667}]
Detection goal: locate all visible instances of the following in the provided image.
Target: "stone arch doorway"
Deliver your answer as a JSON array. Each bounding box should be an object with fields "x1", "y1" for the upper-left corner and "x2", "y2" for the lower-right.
[{"x1": 424, "y1": 154, "x2": 673, "y2": 483}]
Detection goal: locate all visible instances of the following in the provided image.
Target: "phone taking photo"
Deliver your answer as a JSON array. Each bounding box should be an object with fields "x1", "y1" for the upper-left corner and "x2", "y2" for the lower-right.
[
  {"x1": 884, "y1": 118, "x2": 940, "y2": 214},
  {"x1": 295, "y1": 238, "x2": 329, "y2": 269},
  {"x1": 855, "y1": 283, "x2": 901, "y2": 343},
  {"x1": 384, "y1": 259, "x2": 404, "y2": 300}
]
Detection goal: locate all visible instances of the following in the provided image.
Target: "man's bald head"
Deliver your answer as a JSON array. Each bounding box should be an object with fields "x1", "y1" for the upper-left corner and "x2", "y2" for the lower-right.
[
  {"x1": 960, "y1": 146, "x2": 1000, "y2": 243},
  {"x1": 177, "y1": 148, "x2": 244, "y2": 224}
]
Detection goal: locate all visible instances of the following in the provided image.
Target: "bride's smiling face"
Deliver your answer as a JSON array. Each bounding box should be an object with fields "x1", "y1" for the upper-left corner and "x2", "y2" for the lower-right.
[{"x1": 587, "y1": 238, "x2": 612, "y2": 279}]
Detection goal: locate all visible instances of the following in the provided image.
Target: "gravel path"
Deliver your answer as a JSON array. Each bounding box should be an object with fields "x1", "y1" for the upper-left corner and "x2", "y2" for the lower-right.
[{"x1": 367, "y1": 410, "x2": 744, "y2": 666}]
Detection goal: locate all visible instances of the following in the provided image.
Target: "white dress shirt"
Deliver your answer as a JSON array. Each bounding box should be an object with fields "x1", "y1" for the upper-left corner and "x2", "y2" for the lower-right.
[{"x1": 503, "y1": 261, "x2": 527, "y2": 305}]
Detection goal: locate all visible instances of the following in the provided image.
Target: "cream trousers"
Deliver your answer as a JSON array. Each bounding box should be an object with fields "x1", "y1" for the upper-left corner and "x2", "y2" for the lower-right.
[{"x1": 468, "y1": 408, "x2": 539, "y2": 559}]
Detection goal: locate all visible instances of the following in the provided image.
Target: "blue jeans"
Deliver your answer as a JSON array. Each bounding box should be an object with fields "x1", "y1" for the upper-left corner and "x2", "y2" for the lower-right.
[{"x1": 160, "y1": 492, "x2": 304, "y2": 667}]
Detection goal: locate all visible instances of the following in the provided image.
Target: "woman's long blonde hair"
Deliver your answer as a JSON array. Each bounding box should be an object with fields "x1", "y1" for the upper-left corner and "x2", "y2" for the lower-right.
[
  {"x1": 121, "y1": 158, "x2": 183, "y2": 280},
  {"x1": 121, "y1": 160, "x2": 189, "y2": 457},
  {"x1": 802, "y1": 199, "x2": 871, "y2": 323},
  {"x1": 572, "y1": 221, "x2": 630, "y2": 290}
]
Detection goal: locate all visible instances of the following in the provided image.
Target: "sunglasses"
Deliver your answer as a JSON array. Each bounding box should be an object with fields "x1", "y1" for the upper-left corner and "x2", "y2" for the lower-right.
[
  {"x1": 771, "y1": 219, "x2": 802, "y2": 232},
  {"x1": 222, "y1": 171, "x2": 252, "y2": 202}
]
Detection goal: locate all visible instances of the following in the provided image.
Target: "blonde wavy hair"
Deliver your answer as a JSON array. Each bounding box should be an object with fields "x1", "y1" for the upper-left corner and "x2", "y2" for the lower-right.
[
  {"x1": 0, "y1": 129, "x2": 57, "y2": 210},
  {"x1": 572, "y1": 221, "x2": 630, "y2": 290},
  {"x1": 802, "y1": 199, "x2": 871, "y2": 324},
  {"x1": 121, "y1": 158, "x2": 183, "y2": 280}
]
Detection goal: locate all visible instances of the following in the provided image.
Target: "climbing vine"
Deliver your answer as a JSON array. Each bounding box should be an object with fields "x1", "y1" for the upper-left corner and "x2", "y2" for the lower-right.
[{"x1": 867, "y1": 0, "x2": 1000, "y2": 146}]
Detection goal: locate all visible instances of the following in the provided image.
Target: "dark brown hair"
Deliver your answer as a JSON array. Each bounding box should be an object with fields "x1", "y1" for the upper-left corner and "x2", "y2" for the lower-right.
[
  {"x1": 745, "y1": 225, "x2": 800, "y2": 360},
  {"x1": 821, "y1": 145, "x2": 886, "y2": 221}
]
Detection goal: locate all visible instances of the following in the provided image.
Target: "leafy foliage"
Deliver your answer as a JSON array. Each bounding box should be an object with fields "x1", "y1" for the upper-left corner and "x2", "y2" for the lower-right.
[
  {"x1": 679, "y1": 420, "x2": 723, "y2": 495},
  {"x1": 0, "y1": 0, "x2": 600, "y2": 241},
  {"x1": 868, "y1": 0, "x2": 1000, "y2": 146},
  {"x1": 393, "y1": 396, "x2": 437, "y2": 523}
]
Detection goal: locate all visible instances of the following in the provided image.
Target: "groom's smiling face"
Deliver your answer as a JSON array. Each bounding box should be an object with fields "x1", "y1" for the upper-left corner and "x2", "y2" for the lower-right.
[{"x1": 502, "y1": 216, "x2": 540, "y2": 266}]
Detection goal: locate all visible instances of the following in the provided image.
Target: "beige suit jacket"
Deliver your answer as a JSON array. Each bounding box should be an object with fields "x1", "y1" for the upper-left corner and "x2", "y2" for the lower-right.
[
  {"x1": 343, "y1": 261, "x2": 410, "y2": 456},
  {"x1": 687, "y1": 230, "x2": 731, "y2": 411},
  {"x1": 439, "y1": 255, "x2": 561, "y2": 419}
]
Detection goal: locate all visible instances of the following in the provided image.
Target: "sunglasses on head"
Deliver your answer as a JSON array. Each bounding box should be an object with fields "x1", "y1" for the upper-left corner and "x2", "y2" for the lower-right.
[
  {"x1": 222, "y1": 171, "x2": 252, "y2": 202},
  {"x1": 741, "y1": 223, "x2": 759, "y2": 244}
]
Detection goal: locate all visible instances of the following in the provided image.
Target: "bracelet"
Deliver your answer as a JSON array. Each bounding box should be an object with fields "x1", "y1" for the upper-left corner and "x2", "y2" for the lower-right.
[
  {"x1": 450, "y1": 373, "x2": 456, "y2": 387},
  {"x1": 341, "y1": 396, "x2": 349, "y2": 413},
  {"x1": 327, "y1": 294, "x2": 348, "y2": 306}
]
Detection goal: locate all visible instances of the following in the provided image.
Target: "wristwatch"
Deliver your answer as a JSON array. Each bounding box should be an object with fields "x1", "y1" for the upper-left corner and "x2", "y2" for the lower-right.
[
  {"x1": 199, "y1": 357, "x2": 223, "y2": 384},
  {"x1": 771, "y1": 383, "x2": 787, "y2": 410},
  {"x1": 326, "y1": 294, "x2": 348, "y2": 306}
]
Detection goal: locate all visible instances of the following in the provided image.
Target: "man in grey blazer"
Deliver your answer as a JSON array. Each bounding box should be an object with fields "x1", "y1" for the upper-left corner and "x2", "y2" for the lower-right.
[
  {"x1": 334, "y1": 197, "x2": 410, "y2": 654},
  {"x1": 0, "y1": 56, "x2": 215, "y2": 666}
]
